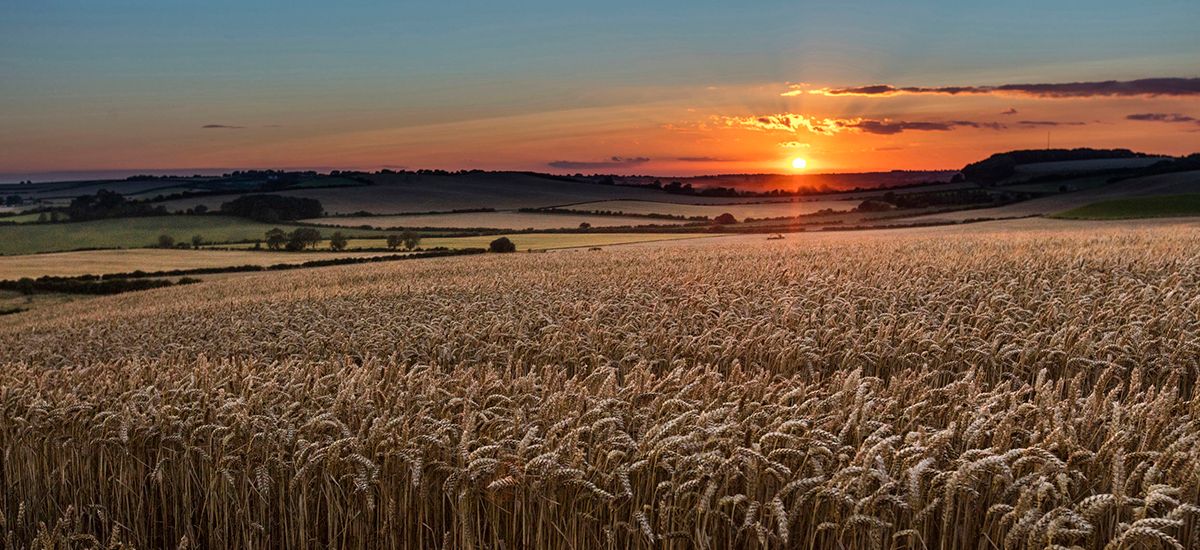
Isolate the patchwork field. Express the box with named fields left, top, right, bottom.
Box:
left=0, top=248, right=394, bottom=279
left=559, top=198, right=856, bottom=219
left=0, top=216, right=389, bottom=256
left=899, top=170, right=1200, bottom=223
left=1010, top=156, right=1166, bottom=175
left=156, top=172, right=767, bottom=215
left=215, top=232, right=722, bottom=252
left=309, top=211, right=689, bottom=230
left=3, top=219, right=1200, bottom=548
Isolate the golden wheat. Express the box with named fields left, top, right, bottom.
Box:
left=1, top=224, right=1199, bottom=548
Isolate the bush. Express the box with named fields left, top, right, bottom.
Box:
left=157, top=234, right=175, bottom=248
left=329, top=232, right=348, bottom=251
left=713, top=213, right=737, bottom=225
left=489, top=237, right=516, bottom=253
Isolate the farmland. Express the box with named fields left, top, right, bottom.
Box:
left=3, top=219, right=1200, bottom=548
left=1055, top=193, right=1200, bottom=220
left=556, top=199, right=856, bottom=220
left=0, top=248, right=396, bottom=279
left=0, top=216, right=389, bottom=256
left=309, top=211, right=690, bottom=230
left=215, top=232, right=723, bottom=252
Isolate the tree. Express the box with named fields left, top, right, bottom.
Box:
left=157, top=234, right=175, bottom=248
left=489, top=237, right=516, bottom=253
left=265, top=228, right=287, bottom=250
left=386, top=234, right=402, bottom=250
left=579, top=222, right=591, bottom=229
left=401, top=230, right=421, bottom=251
left=193, top=204, right=209, bottom=215
left=713, top=213, right=737, bottom=225
left=329, top=231, right=348, bottom=251
left=288, top=227, right=322, bottom=250
left=191, top=235, right=204, bottom=249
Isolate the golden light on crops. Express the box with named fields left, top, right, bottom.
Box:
left=790, top=157, right=808, bottom=170
left=4, top=225, right=1200, bottom=547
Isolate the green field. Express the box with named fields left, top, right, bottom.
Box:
left=1054, top=194, right=1200, bottom=220
left=0, top=216, right=389, bottom=256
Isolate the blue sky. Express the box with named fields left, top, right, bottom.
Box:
left=1, top=1, right=1197, bottom=177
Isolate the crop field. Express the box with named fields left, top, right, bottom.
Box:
left=215, top=232, right=721, bottom=252
left=0, top=216, right=389, bottom=256
left=309, top=211, right=689, bottom=230
left=1010, top=157, right=1166, bottom=176
left=0, top=248, right=395, bottom=279
left=1055, top=193, right=1200, bottom=220
left=157, top=172, right=761, bottom=215
left=560, top=199, right=855, bottom=220
left=2, top=221, right=1199, bottom=548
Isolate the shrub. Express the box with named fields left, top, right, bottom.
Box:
left=489, top=237, right=516, bottom=253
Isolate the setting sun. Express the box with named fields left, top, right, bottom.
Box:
left=791, top=157, right=808, bottom=170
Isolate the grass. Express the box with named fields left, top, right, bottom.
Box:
left=0, top=215, right=389, bottom=256
left=1054, top=193, right=1200, bottom=219
left=0, top=248, right=399, bottom=279
left=2, top=223, right=1200, bottom=548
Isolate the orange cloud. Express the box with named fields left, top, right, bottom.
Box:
left=720, top=113, right=1004, bottom=135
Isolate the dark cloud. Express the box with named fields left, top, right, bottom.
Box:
left=202, top=124, right=244, bottom=129
left=548, top=156, right=651, bottom=169
left=1126, top=113, right=1198, bottom=124
left=1001, top=108, right=1019, bottom=115
left=848, top=119, right=1004, bottom=135
left=675, top=156, right=726, bottom=162
left=1017, top=120, right=1087, bottom=126
left=809, top=77, right=1200, bottom=98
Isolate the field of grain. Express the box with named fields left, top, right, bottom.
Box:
left=0, top=216, right=390, bottom=256
left=0, top=248, right=395, bottom=279
left=309, top=211, right=689, bottom=230
left=560, top=199, right=855, bottom=220
left=2, top=221, right=1200, bottom=548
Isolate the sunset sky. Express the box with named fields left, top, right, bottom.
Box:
left=1, top=1, right=1198, bottom=180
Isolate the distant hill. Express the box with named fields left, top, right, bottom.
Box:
left=961, top=148, right=1160, bottom=185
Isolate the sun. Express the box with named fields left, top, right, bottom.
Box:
left=790, top=157, right=808, bottom=170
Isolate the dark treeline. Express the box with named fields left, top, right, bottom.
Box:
left=220, top=195, right=325, bottom=222
left=517, top=207, right=707, bottom=221
left=66, top=190, right=168, bottom=221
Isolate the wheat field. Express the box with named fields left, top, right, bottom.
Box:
left=2, top=223, right=1199, bottom=549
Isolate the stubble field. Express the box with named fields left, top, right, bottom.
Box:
left=2, top=221, right=1199, bottom=549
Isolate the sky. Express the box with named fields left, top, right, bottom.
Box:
left=1, top=0, right=1198, bottom=180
